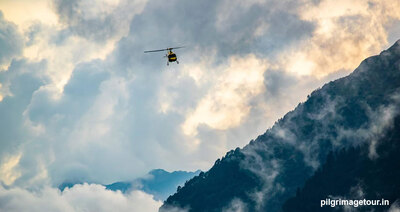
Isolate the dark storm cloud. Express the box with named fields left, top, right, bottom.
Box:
left=52, top=0, right=114, bottom=41
left=264, top=69, right=299, bottom=97
left=112, top=0, right=314, bottom=70
left=0, top=11, right=23, bottom=66
left=52, top=0, right=144, bottom=42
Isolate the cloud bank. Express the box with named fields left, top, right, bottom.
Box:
left=0, top=183, right=161, bottom=212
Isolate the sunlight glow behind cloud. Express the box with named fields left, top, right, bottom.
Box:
left=0, top=153, right=21, bottom=185
left=182, top=55, right=268, bottom=136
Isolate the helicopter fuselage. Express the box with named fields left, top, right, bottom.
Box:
left=167, top=51, right=177, bottom=62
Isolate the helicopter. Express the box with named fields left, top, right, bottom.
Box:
left=144, top=46, right=185, bottom=65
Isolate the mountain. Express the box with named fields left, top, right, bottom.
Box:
left=106, top=169, right=201, bottom=201
left=160, top=40, right=400, bottom=212
left=282, top=114, right=400, bottom=212
left=59, top=169, right=201, bottom=201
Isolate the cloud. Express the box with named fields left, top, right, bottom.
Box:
left=365, top=93, right=400, bottom=159
left=222, top=198, right=248, bottom=212
left=0, top=11, right=23, bottom=70
left=389, top=200, right=400, bottom=212
left=281, top=0, right=400, bottom=78
left=0, top=183, right=162, bottom=212
left=0, top=153, right=22, bottom=186
left=0, top=59, right=47, bottom=170
left=52, top=0, right=147, bottom=42
left=160, top=205, right=189, bottom=212
left=182, top=55, right=268, bottom=136
left=0, top=0, right=58, bottom=30
left=240, top=144, right=281, bottom=210
left=21, top=23, right=119, bottom=92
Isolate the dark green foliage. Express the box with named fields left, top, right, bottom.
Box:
left=282, top=115, right=400, bottom=212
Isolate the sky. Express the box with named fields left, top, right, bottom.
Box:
left=1, top=0, right=400, bottom=211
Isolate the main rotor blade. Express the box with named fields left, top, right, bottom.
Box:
left=168, top=46, right=185, bottom=50
left=144, top=48, right=169, bottom=53
left=144, top=46, right=186, bottom=53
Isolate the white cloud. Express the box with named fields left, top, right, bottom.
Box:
left=283, top=0, right=400, bottom=78
left=0, top=153, right=22, bottom=186
left=389, top=200, right=400, bottom=212
left=0, top=184, right=162, bottom=212
left=182, top=55, right=268, bottom=136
